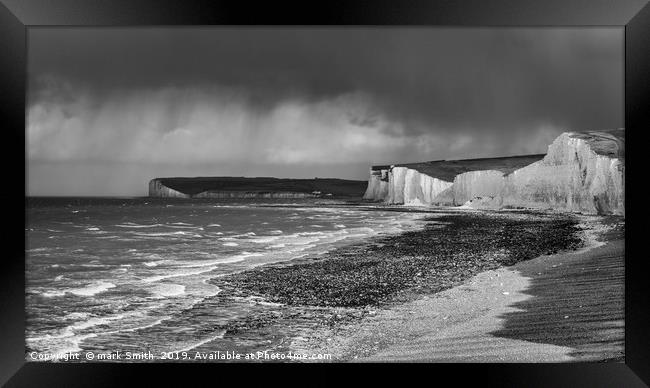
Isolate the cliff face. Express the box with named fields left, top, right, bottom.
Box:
left=363, top=169, right=389, bottom=200
left=497, top=131, right=624, bottom=214
left=386, top=167, right=453, bottom=205
left=363, top=129, right=624, bottom=215
left=452, top=170, right=506, bottom=206
left=148, top=179, right=190, bottom=198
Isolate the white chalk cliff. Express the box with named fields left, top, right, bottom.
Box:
left=148, top=179, right=190, bottom=198
left=363, top=129, right=624, bottom=215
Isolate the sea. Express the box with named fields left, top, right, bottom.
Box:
left=25, top=197, right=428, bottom=360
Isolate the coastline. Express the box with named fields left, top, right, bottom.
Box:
left=299, top=213, right=624, bottom=362
left=205, top=207, right=621, bottom=361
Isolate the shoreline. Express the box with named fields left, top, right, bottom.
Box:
left=207, top=207, right=616, bottom=361
left=213, top=208, right=584, bottom=307
left=301, top=213, right=624, bottom=362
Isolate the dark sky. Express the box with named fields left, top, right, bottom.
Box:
left=27, top=27, right=623, bottom=196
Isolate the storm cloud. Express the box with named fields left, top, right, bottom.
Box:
left=27, top=27, right=623, bottom=196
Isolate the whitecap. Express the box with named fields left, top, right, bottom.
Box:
left=298, top=231, right=325, bottom=236
left=63, top=312, right=91, bottom=320
left=115, top=223, right=165, bottom=228
left=27, top=247, right=51, bottom=253
left=222, top=242, right=238, bottom=247
left=132, top=231, right=201, bottom=238
left=41, top=290, right=66, bottom=298
left=141, top=266, right=217, bottom=283
left=251, top=236, right=280, bottom=244
left=149, top=283, right=186, bottom=298
left=178, top=256, right=248, bottom=268
left=68, top=282, right=116, bottom=297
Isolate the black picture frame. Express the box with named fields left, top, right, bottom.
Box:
left=2, top=0, right=648, bottom=386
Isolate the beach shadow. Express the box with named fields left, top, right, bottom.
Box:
left=489, top=237, right=625, bottom=362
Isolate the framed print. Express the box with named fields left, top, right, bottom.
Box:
left=1, top=0, right=649, bottom=386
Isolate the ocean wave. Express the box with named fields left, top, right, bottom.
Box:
left=179, top=252, right=265, bottom=269
left=28, top=247, right=52, bottom=253
left=27, top=330, right=98, bottom=355
left=141, top=266, right=218, bottom=283
left=68, top=282, right=116, bottom=297
left=40, top=290, right=66, bottom=298
left=161, top=224, right=201, bottom=229
left=222, top=242, right=239, bottom=247
left=174, top=331, right=227, bottom=353
left=115, top=223, right=166, bottom=228
left=251, top=236, right=280, bottom=244
left=131, top=231, right=202, bottom=238
left=28, top=311, right=138, bottom=354
left=297, top=231, right=325, bottom=236
left=63, top=312, right=91, bottom=320
left=33, top=281, right=114, bottom=299
left=149, top=283, right=186, bottom=297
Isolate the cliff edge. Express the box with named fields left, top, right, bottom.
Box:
left=364, top=129, right=624, bottom=215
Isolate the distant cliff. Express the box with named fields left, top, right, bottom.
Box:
left=148, top=177, right=367, bottom=199
left=363, top=129, right=624, bottom=215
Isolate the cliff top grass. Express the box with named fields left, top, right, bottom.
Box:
left=152, top=176, right=368, bottom=197
left=372, top=154, right=546, bottom=182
